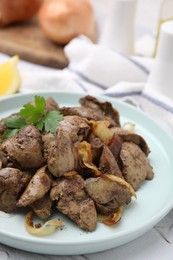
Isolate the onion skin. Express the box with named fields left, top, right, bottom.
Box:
left=0, top=0, right=42, bottom=26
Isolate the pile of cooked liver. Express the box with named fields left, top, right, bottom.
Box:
left=0, top=95, right=154, bottom=232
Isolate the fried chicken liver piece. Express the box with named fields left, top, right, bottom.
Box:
left=1, top=125, right=45, bottom=169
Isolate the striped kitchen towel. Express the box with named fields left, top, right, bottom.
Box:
left=16, top=36, right=173, bottom=135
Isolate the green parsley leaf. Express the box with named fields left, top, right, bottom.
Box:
left=5, top=116, right=27, bottom=129
left=44, top=110, right=64, bottom=133
left=2, top=96, right=64, bottom=139
left=19, top=96, right=46, bottom=124
left=2, top=129, right=19, bottom=140
left=34, top=96, right=46, bottom=112
left=36, top=118, right=45, bottom=132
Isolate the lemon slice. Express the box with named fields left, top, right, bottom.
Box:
left=0, top=55, right=21, bottom=96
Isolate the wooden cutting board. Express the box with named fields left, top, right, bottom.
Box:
left=0, top=18, right=69, bottom=69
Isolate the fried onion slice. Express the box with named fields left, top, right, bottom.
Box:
left=77, top=141, right=101, bottom=176
left=122, top=122, right=135, bottom=132
left=98, top=206, right=124, bottom=225
left=89, top=120, right=114, bottom=144
left=101, top=174, right=136, bottom=198
left=25, top=211, right=63, bottom=236
left=97, top=175, right=136, bottom=226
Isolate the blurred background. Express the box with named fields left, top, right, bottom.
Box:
left=0, top=0, right=173, bottom=97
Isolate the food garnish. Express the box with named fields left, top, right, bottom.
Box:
left=2, top=95, right=64, bottom=139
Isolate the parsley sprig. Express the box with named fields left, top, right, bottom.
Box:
left=2, top=96, right=64, bottom=139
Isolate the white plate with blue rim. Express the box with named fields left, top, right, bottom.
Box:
left=0, top=91, right=173, bottom=255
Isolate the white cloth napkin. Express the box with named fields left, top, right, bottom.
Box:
left=19, top=36, right=173, bottom=135
left=0, top=36, right=173, bottom=260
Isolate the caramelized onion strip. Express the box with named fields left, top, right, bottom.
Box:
left=101, top=174, right=136, bottom=198
left=98, top=206, right=124, bottom=226
left=25, top=211, right=63, bottom=236
left=89, top=120, right=114, bottom=144
left=122, top=122, right=135, bottom=132
left=77, top=141, right=101, bottom=176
